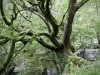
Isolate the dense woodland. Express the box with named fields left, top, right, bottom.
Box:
left=0, top=0, right=100, bottom=75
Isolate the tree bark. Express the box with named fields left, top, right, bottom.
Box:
left=62, top=0, right=76, bottom=55
left=62, top=0, right=89, bottom=55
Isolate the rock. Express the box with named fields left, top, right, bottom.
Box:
left=75, top=49, right=100, bottom=60
left=42, top=68, right=57, bottom=75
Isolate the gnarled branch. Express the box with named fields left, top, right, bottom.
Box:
left=75, top=0, right=89, bottom=11
left=0, top=36, right=9, bottom=45
left=35, top=37, right=59, bottom=52
left=37, top=33, right=63, bottom=50
left=0, top=0, right=18, bottom=26
left=0, top=39, right=9, bottom=45
left=0, top=0, right=11, bottom=25
left=11, top=3, right=18, bottom=21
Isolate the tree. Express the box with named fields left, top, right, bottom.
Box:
left=0, top=0, right=89, bottom=74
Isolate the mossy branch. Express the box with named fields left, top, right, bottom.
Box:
left=0, top=39, right=9, bottom=45
left=33, top=12, right=51, bottom=33
left=12, top=44, right=26, bottom=60
left=35, top=37, right=59, bottom=52
left=23, top=0, right=61, bottom=48
left=0, top=0, right=18, bottom=26
left=11, top=3, right=18, bottom=21
left=0, top=40, right=16, bottom=74
left=0, top=0, right=11, bottom=25
left=0, top=36, right=10, bottom=45
left=36, top=33, right=63, bottom=50
left=17, top=29, right=32, bottom=41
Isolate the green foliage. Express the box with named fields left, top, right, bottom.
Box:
left=15, top=47, right=61, bottom=75
left=51, top=0, right=68, bottom=23
left=71, top=0, right=100, bottom=50
left=71, top=61, right=100, bottom=75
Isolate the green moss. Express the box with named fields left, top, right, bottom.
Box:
left=62, top=54, right=91, bottom=75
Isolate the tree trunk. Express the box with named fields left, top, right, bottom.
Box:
left=96, top=32, right=100, bottom=46
left=61, top=0, right=90, bottom=73
left=62, top=0, right=76, bottom=56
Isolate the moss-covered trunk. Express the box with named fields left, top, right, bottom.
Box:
left=0, top=40, right=15, bottom=74
left=61, top=42, right=90, bottom=74
left=61, top=0, right=90, bottom=74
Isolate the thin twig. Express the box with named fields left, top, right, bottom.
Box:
left=12, top=44, right=26, bottom=60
